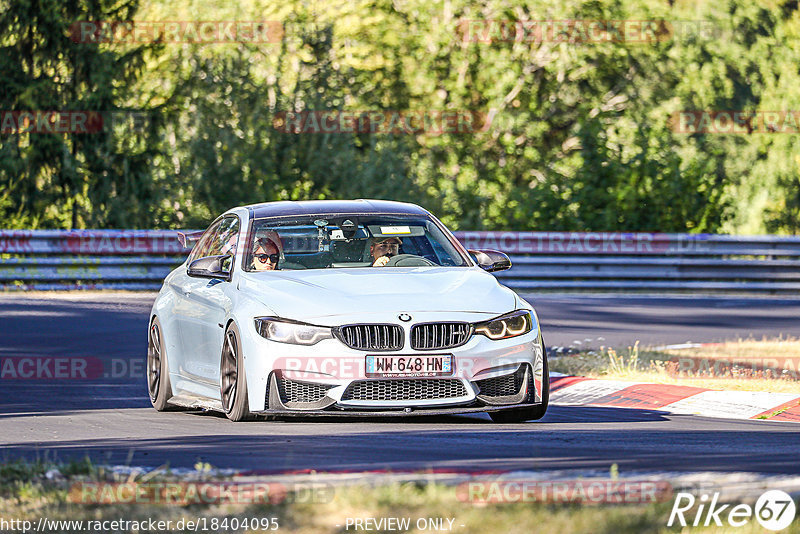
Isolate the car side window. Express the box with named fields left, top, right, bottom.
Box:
left=207, top=217, right=240, bottom=272
left=189, top=219, right=222, bottom=263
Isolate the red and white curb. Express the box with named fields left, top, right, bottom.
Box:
left=549, top=374, right=800, bottom=422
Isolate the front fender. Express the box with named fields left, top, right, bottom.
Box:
left=229, top=295, right=274, bottom=412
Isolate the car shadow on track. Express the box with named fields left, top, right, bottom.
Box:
left=175, top=404, right=672, bottom=424
left=3, top=421, right=800, bottom=475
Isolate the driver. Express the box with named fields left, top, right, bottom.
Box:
left=252, top=232, right=282, bottom=271
left=370, top=236, right=401, bottom=267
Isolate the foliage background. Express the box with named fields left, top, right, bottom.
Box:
left=1, top=0, right=798, bottom=233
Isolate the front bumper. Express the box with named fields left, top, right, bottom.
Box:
left=245, top=330, right=544, bottom=413
left=238, top=308, right=545, bottom=414
left=257, top=362, right=540, bottom=414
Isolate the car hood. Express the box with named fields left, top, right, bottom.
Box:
left=238, top=267, right=516, bottom=323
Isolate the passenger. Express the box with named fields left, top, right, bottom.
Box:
left=370, top=236, right=402, bottom=267
left=252, top=233, right=282, bottom=271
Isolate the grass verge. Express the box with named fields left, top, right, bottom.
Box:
left=550, top=338, right=800, bottom=393
left=2, top=459, right=799, bottom=534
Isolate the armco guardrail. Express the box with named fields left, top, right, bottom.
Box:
left=2, top=230, right=800, bottom=292
left=458, top=231, right=800, bottom=292
left=0, top=230, right=189, bottom=291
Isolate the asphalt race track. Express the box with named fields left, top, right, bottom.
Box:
left=1, top=292, right=799, bottom=475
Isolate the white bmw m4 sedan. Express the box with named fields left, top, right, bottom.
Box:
left=147, top=199, right=548, bottom=422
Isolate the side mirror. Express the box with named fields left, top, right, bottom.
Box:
left=468, top=249, right=512, bottom=272
left=188, top=254, right=232, bottom=280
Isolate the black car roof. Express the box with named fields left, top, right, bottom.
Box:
left=245, top=199, right=430, bottom=219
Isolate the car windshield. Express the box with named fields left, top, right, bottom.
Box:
left=244, top=215, right=469, bottom=271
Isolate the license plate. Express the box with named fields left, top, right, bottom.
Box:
left=365, top=355, right=453, bottom=378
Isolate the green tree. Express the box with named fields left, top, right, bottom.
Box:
left=0, top=0, right=163, bottom=229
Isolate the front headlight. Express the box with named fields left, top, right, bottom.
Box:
left=474, top=310, right=535, bottom=340
left=254, top=317, right=333, bottom=345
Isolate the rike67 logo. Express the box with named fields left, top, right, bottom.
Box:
left=669, top=490, right=796, bottom=531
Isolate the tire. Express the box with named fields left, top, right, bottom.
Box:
left=220, top=322, right=252, bottom=422
left=147, top=317, right=174, bottom=411
left=490, top=338, right=549, bottom=423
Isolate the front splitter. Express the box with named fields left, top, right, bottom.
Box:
left=253, top=403, right=542, bottom=418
